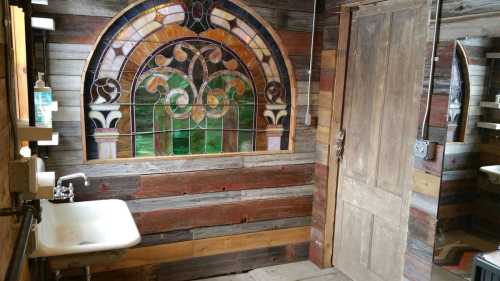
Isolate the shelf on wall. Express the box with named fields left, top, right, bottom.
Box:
left=477, top=122, right=500, bottom=131
left=17, top=121, right=53, bottom=141
left=480, top=102, right=500, bottom=109
left=487, top=52, right=500, bottom=59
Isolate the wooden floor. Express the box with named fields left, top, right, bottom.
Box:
left=197, top=261, right=352, bottom=281
left=197, top=260, right=485, bottom=281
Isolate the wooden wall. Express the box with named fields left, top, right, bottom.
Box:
left=436, top=38, right=489, bottom=241
left=33, top=1, right=320, bottom=280
left=309, top=0, right=339, bottom=268
left=475, top=39, right=500, bottom=237
left=411, top=1, right=500, bottom=281
left=0, top=4, right=30, bottom=281
left=0, top=3, right=16, bottom=280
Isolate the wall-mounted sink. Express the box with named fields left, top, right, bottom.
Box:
left=30, top=199, right=141, bottom=258
left=480, top=165, right=500, bottom=185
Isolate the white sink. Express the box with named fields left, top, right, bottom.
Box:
left=480, top=165, right=500, bottom=185
left=31, top=199, right=141, bottom=258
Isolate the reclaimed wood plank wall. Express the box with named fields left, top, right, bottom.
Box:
left=309, top=0, right=339, bottom=268
left=0, top=4, right=16, bottom=280
left=475, top=38, right=500, bottom=237
left=0, top=5, right=30, bottom=281
left=408, top=2, right=500, bottom=281
left=32, top=1, right=321, bottom=280
left=436, top=38, right=489, bottom=242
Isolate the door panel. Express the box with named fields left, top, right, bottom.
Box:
left=343, top=13, right=388, bottom=185
left=333, top=1, right=427, bottom=281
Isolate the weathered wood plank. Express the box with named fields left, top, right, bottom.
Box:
left=138, top=217, right=312, bottom=247
left=33, top=0, right=129, bottom=17
left=79, top=242, right=309, bottom=281
left=34, top=0, right=316, bottom=17
left=75, top=165, right=314, bottom=201
left=49, top=59, right=86, bottom=76
left=434, top=14, right=500, bottom=41
left=91, top=226, right=311, bottom=273
left=49, top=152, right=316, bottom=177
left=49, top=75, right=82, bottom=91
left=52, top=91, right=82, bottom=107
left=413, top=170, right=441, bottom=199
left=52, top=106, right=81, bottom=122
left=132, top=195, right=313, bottom=234
left=433, top=0, right=500, bottom=19
left=136, top=164, right=315, bottom=199
left=46, top=14, right=110, bottom=44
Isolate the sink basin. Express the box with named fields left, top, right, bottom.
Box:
left=480, top=165, right=500, bottom=185
left=31, top=199, right=141, bottom=258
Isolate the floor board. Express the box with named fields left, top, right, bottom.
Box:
left=197, top=261, right=352, bottom=281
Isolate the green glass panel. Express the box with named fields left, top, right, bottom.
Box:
left=206, top=117, right=223, bottom=153
left=190, top=127, right=206, bottom=154
left=239, top=104, right=254, bottom=130
left=208, top=76, right=225, bottom=90
left=168, top=73, right=190, bottom=90
left=172, top=119, right=189, bottom=155
left=135, top=77, right=163, bottom=104
left=135, top=104, right=154, bottom=133
left=154, top=101, right=171, bottom=156
left=136, top=134, right=155, bottom=157
left=238, top=131, right=253, bottom=152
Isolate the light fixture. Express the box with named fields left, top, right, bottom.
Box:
left=31, top=17, right=55, bottom=31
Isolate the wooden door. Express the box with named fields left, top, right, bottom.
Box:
left=332, top=1, right=427, bottom=281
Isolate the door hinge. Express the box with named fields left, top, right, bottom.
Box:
left=335, top=129, right=346, bottom=160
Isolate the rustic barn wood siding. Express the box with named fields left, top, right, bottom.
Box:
left=406, top=2, right=500, bottom=280
left=0, top=4, right=15, bottom=280
left=475, top=39, right=500, bottom=237
left=33, top=0, right=320, bottom=280
left=435, top=38, right=488, bottom=240
left=0, top=5, right=30, bottom=281
left=411, top=2, right=500, bottom=281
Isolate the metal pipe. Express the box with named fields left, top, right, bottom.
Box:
left=421, top=0, right=442, bottom=139
left=5, top=206, right=35, bottom=281
left=305, top=0, right=318, bottom=126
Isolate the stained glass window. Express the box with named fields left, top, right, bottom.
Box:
left=83, top=0, right=295, bottom=160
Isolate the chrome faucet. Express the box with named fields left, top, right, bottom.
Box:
left=54, top=173, right=90, bottom=202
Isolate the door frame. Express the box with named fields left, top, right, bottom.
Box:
left=322, top=4, right=352, bottom=268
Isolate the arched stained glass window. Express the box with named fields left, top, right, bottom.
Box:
left=83, top=0, right=295, bottom=160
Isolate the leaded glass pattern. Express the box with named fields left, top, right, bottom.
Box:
left=83, top=0, right=295, bottom=160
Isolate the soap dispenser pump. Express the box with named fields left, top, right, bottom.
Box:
left=33, top=72, right=54, bottom=128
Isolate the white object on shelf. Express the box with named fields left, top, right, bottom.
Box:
left=480, top=165, right=500, bottom=185
left=477, top=122, right=500, bottom=130
left=31, top=0, right=48, bottom=5
left=32, top=17, right=55, bottom=31
left=486, top=52, right=500, bottom=59
left=37, top=132, right=59, bottom=146
left=19, top=146, right=31, bottom=158
left=480, top=101, right=500, bottom=109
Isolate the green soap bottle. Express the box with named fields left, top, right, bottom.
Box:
left=34, top=72, right=53, bottom=127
